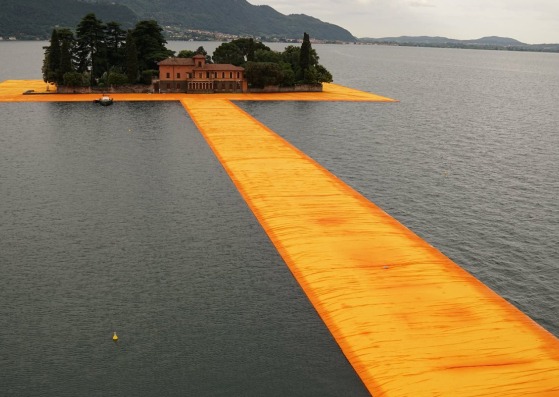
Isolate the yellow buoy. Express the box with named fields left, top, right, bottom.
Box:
left=112, top=331, right=118, bottom=342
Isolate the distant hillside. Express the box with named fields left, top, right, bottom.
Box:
left=0, top=0, right=137, bottom=39
left=466, top=36, right=525, bottom=46
left=362, top=36, right=462, bottom=45
left=113, top=0, right=355, bottom=41
left=359, top=35, right=559, bottom=53
left=360, top=35, right=526, bottom=45
left=0, top=0, right=355, bottom=41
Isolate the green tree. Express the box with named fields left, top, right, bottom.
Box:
left=281, top=45, right=301, bottom=75
left=178, top=49, right=196, bottom=58
left=282, top=34, right=329, bottom=84
left=107, top=71, right=128, bottom=85
left=212, top=34, right=333, bottom=88
left=42, top=28, right=76, bottom=85
left=212, top=42, right=244, bottom=66
left=75, top=13, right=107, bottom=85
left=57, top=29, right=76, bottom=84
left=59, top=37, right=74, bottom=82
left=299, top=32, right=312, bottom=73
left=132, top=20, right=174, bottom=71
left=105, top=21, right=126, bottom=70
left=195, top=46, right=207, bottom=56
left=313, top=64, right=333, bottom=83
left=141, top=70, right=157, bottom=85
left=178, top=46, right=212, bottom=63
left=63, top=71, right=89, bottom=86
left=195, top=46, right=213, bottom=63
left=229, top=38, right=271, bottom=62
left=244, top=62, right=285, bottom=88
left=254, top=49, right=282, bottom=63
left=42, top=29, right=61, bottom=84
left=125, top=30, right=139, bottom=83
left=279, top=63, right=296, bottom=86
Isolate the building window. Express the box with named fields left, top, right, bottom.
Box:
left=166, top=72, right=170, bottom=78
left=177, top=73, right=180, bottom=78
left=230, top=72, right=233, bottom=79
left=198, top=62, right=202, bottom=67
left=237, top=72, right=240, bottom=79
left=199, top=73, right=202, bottom=78
left=206, top=72, right=210, bottom=79
left=166, top=83, right=171, bottom=89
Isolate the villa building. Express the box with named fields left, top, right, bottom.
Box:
left=156, top=54, right=247, bottom=93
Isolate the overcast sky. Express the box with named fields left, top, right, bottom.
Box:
left=253, top=0, right=559, bottom=44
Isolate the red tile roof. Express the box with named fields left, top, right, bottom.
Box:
left=158, top=58, right=195, bottom=66
left=199, top=64, right=244, bottom=71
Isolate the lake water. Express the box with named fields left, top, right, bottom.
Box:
left=1, top=41, right=558, bottom=396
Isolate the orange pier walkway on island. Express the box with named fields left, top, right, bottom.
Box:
left=3, top=79, right=559, bottom=396
left=0, top=79, right=394, bottom=103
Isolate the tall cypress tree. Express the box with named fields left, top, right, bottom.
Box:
left=125, top=30, right=138, bottom=83
left=43, top=29, right=61, bottom=84
left=59, top=38, right=74, bottom=85
left=299, top=32, right=312, bottom=73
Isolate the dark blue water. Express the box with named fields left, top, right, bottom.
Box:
left=1, top=42, right=558, bottom=396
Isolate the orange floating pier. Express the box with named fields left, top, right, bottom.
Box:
left=181, top=98, right=559, bottom=396
left=0, top=80, right=396, bottom=103
left=3, top=79, right=559, bottom=396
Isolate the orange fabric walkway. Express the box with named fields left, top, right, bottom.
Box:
left=181, top=97, right=559, bottom=397
left=0, top=80, right=396, bottom=103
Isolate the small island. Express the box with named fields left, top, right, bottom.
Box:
left=43, top=13, right=333, bottom=94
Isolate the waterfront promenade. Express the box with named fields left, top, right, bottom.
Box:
left=2, top=80, right=559, bottom=396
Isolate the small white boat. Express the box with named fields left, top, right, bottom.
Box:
left=94, top=95, right=113, bottom=106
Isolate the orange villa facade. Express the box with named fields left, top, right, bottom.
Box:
left=156, top=54, right=247, bottom=93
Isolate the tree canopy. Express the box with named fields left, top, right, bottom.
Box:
left=75, top=13, right=106, bottom=85
left=212, top=42, right=245, bottom=66
left=132, top=20, right=174, bottom=72
left=42, top=13, right=174, bottom=87
left=178, top=46, right=212, bottom=64
left=211, top=34, right=333, bottom=88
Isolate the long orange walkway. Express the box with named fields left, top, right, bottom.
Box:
left=3, top=79, right=559, bottom=395
left=181, top=97, right=559, bottom=396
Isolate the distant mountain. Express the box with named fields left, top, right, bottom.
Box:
left=362, top=36, right=461, bottom=45
left=465, top=36, right=525, bottom=46
left=359, top=35, right=559, bottom=53
left=0, top=0, right=355, bottom=42
left=0, top=0, right=137, bottom=39
left=112, top=0, right=355, bottom=41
